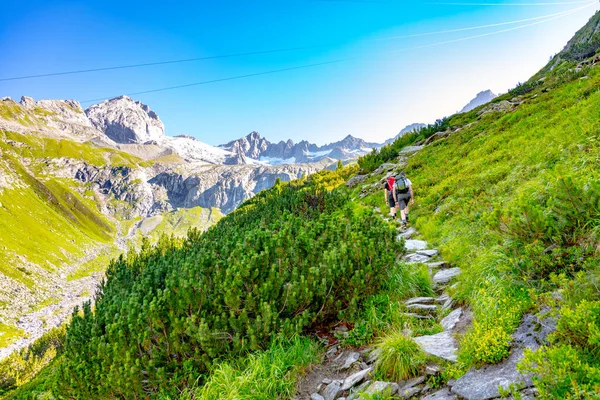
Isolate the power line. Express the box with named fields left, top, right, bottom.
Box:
left=81, top=1, right=595, bottom=104
left=0, top=4, right=593, bottom=82
left=429, top=1, right=593, bottom=5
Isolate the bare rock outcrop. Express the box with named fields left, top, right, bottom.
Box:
left=85, top=95, right=165, bottom=144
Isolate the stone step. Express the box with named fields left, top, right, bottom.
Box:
left=397, top=226, right=417, bottom=239
left=341, top=367, right=372, bottom=391
left=428, top=261, right=449, bottom=269
left=414, top=331, right=458, bottom=362
left=406, top=297, right=436, bottom=306
left=403, top=312, right=434, bottom=320
left=405, top=239, right=428, bottom=251
left=433, top=268, right=462, bottom=285
left=435, top=293, right=450, bottom=304
left=404, top=253, right=431, bottom=264
left=441, top=308, right=462, bottom=331
left=406, top=304, right=438, bottom=314
left=417, top=249, right=439, bottom=257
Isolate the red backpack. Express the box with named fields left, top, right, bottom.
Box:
left=386, top=176, right=395, bottom=191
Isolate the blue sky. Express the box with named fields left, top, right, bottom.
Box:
left=1, top=1, right=598, bottom=145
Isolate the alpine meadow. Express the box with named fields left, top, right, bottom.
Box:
left=1, top=4, right=600, bottom=400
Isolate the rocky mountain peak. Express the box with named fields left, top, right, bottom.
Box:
left=460, top=90, right=498, bottom=113
left=85, top=96, right=165, bottom=144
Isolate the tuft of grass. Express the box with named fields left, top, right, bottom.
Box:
left=375, top=331, right=426, bottom=381
left=182, top=337, right=321, bottom=400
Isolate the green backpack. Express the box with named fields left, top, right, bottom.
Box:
left=395, top=176, right=409, bottom=194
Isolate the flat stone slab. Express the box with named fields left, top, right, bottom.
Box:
left=407, top=304, right=438, bottom=314
left=406, top=297, right=436, bottom=306
left=414, top=331, right=458, bottom=362
left=405, top=253, right=431, bottom=264
left=398, top=226, right=417, bottom=239
left=405, top=239, right=428, bottom=251
left=441, top=308, right=462, bottom=331
left=451, top=312, right=556, bottom=400
left=428, top=261, right=448, bottom=269
left=433, top=268, right=462, bottom=285
left=341, top=367, right=372, bottom=391
left=311, top=394, right=325, bottom=400
left=417, top=249, right=439, bottom=257
left=422, top=388, right=458, bottom=400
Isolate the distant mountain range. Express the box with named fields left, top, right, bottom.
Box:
left=219, top=131, right=381, bottom=165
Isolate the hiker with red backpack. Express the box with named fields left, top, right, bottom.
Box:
left=384, top=175, right=398, bottom=220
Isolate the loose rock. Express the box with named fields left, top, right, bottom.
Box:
left=414, top=331, right=458, bottom=362
left=441, top=308, right=462, bottom=331
left=341, top=368, right=372, bottom=391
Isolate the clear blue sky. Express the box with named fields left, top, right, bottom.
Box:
left=1, top=0, right=598, bottom=145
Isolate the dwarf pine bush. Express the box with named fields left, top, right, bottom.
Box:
left=56, top=177, right=402, bottom=398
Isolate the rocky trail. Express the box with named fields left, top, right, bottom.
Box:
left=295, top=147, right=555, bottom=399
left=295, top=225, right=554, bottom=400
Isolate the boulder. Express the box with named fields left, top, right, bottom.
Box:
left=433, top=268, right=462, bottom=285
left=311, top=394, right=325, bottom=400
left=346, top=174, right=368, bottom=187
left=451, top=312, right=556, bottom=400
left=414, top=331, right=458, bottom=362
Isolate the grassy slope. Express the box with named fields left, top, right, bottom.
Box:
left=356, top=58, right=600, bottom=390
left=0, top=129, right=222, bottom=348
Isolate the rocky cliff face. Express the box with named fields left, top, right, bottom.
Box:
left=85, top=96, right=165, bottom=144
left=460, top=90, right=498, bottom=113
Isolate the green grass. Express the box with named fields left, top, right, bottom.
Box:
left=357, top=61, right=600, bottom=373
left=0, top=130, right=142, bottom=169
left=182, top=338, right=321, bottom=400
left=374, top=331, right=426, bottom=381
left=67, top=247, right=123, bottom=281
left=0, top=323, right=24, bottom=348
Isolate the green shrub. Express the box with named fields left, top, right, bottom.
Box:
left=0, top=326, right=66, bottom=394
left=375, top=331, right=426, bottom=381
left=519, top=345, right=600, bottom=399
left=56, top=176, right=402, bottom=397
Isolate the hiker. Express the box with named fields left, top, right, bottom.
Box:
left=384, top=176, right=398, bottom=220
left=395, top=172, right=414, bottom=227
